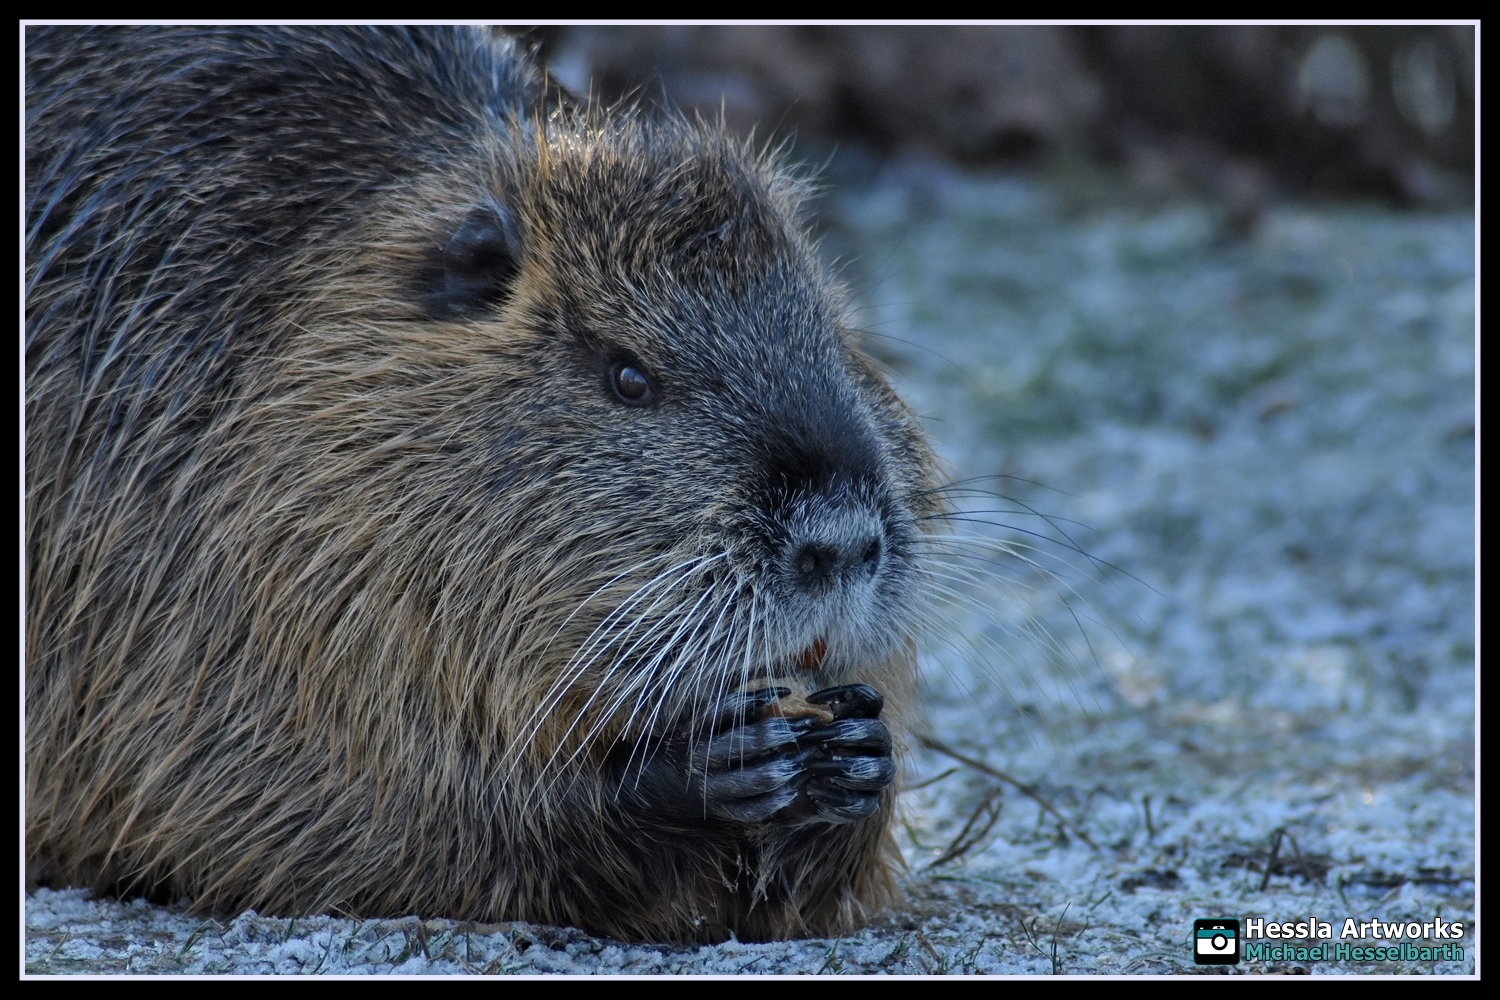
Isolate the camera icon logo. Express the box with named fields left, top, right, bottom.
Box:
left=1193, top=918, right=1240, bottom=965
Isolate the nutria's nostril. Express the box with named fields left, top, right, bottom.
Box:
left=791, top=531, right=885, bottom=589
left=796, top=543, right=838, bottom=581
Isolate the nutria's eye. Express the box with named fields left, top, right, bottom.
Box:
left=611, top=363, right=654, bottom=406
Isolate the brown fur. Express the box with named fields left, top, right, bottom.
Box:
left=26, top=26, right=939, bottom=942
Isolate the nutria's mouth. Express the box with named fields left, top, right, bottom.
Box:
left=741, top=638, right=829, bottom=683
left=796, top=638, right=828, bottom=672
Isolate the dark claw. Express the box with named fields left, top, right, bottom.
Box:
left=805, top=754, right=896, bottom=791
left=805, top=782, right=882, bottom=822
left=712, top=686, right=791, bottom=730
left=709, top=785, right=801, bottom=824
left=805, top=683, right=883, bottom=719
left=701, top=716, right=818, bottom=767
left=703, top=750, right=813, bottom=798
left=798, top=717, right=892, bottom=755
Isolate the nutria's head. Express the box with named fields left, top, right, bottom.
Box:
left=272, top=114, right=940, bottom=773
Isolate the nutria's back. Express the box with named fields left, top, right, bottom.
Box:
left=26, top=26, right=938, bottom=942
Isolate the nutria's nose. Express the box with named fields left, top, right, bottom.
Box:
left=787, top=517, right=884, bottom=592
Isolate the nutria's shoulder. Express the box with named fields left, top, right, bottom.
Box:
left=26, top=25, right=542, bottom=166
left=26, top=26, right=537, bottom=325
left=26, top=27, right=937, bottom=943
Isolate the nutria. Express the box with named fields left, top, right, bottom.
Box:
left=25, top=26, right=939, bottom=943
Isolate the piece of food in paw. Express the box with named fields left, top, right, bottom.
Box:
left=737, top=678, right=838, bottom=726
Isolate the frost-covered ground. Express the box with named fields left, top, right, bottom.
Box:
left=25, top=165, right=1476, bottom=976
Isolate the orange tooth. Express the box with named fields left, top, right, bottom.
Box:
left=798, top=638, right=827, bottom=672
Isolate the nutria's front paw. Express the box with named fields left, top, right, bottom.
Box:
left=686, top=685, right=819, bottom=824
left=702, top=683, right=896, bottom=825
left=794, top=684, right=895, bottom=823
left=617, top=684, right=895, bottom=827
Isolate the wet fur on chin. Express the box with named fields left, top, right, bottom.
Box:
left=25, top=26, right=938, bottom=942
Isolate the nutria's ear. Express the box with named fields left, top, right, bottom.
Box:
left=429, top=202, right=523, bottom=317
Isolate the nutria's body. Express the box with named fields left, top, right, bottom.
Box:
left=25, top=27, right=938, bottom=942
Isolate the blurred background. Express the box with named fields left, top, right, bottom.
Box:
left=509, top=25, right=1474, bottom=211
